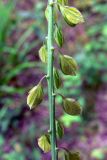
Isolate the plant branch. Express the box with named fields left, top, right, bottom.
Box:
left=47, top=0, right=58, bottom=159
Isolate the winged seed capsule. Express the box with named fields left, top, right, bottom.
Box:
left=62, top=98, right=81, bottom=115
left=45, top=6, right=57, bottom=21
left=54, top=24, right=64, bottom=47
left=56, top=120, right=64, bottom=139
left=57, top=0, right=68, bottom=6
left=27, top=83, right=44, bottom=109
left=38, top=135, right=51, bottom=153
left=54, top=68, right=62, bottom=89
left=69, top=152, right=80, bottom=160
left=64, top=150, right=80, bottom=160
left=59, top=54, right=78, bottom=75
left=60, top=5, right=84, bottom=27
left=39, top=45, right=47, bottom=63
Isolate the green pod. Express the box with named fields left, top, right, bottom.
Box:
left=54, top=24, right=64, bottom=47
left=38, top=134, right=51, bottom=153
left=64, top=150, right=80, bottom=160
left=54, top=68, right=62, bottom=89
left=56, top=120, right=64, bottom=139
left=39, top=45, right=47, bottom=63
left=27, top=83, right=44, bottom=109
left=64, top=151, right=70, bottom=160
left=45, top=6, right=57, bottom=21
left=69, top=152, right=80, bottom=160
left=62, top=98, right=81, bottom=116
left=59, top=54, right=78, bottom=76
left=45, top=6, right=49, bottom=20
left=60, top=5, right=84, bottom=27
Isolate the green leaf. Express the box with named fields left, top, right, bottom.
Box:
left=38, top=135, right=51, bottom=153
left=57, top=0, right=68, bottom=5
left=27, top=83, right=44, bottom=109
left=60, top=5, right=84, bottom=27
left=54, top=68, right=62, bottom=89
left=39, top=45, right=47, bottom=63
left=56, top=120, right=64, bottom=139
left=59, top=54, right=78, bottom=76
left=54, top=24, right=64, bottom=47
left=62, top=98, right=81, bottom=116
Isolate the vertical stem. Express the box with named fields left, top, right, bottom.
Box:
left=47, top=0, right=58, bottom=160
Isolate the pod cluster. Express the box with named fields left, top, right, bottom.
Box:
left=27, top=0, right=84, bottom=159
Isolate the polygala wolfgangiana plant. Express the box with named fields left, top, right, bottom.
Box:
left=27, top=0, right=84, bottom=159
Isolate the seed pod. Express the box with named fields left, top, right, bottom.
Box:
left=62, top=98, right=81, bottom=115
left=39, top=45, right=47, bottom=63
left=38, top=135, right=51, bottom=153
left=56, top=120, right=64, bottom=139
left=59, top=54, right=78, bottom=76
left=64, top=150, right=80, bottom=160
left=54, top=24, right=64, bottom=47
left=45, top=6, right=57, bottom=21
left=54, top=68, right=62, bottom=89
left=45, top=6, right=49, bottom=20
left=69, top=152, right=80, bottom=160
left=27, top=83, right=44, bottom=110
left=64, top=150, right=70, bottom=160
left=57, top=0, right=68, bottom=5
left=60, top=5, right=84, bottom=27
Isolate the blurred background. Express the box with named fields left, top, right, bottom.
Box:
left=0, top=0, right=107, bottom=159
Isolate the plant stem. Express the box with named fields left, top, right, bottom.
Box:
left=47, top=0, right=58, bottom=160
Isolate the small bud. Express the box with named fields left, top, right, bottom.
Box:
left=57, top=0, right=68, bottom=5
left=54, top=68, right=62, bottom=89
left=38, top=135, right=51, bottom=153
left=27, top=83, right=44, bottom=110
left=39, top=45, right=47, bottom=63
left=59, top=54, right=78, bottom=76
left=60, top=5, right=84, bottom=27
left=62, top=98, right=81, bottom=116
left=54, top=24, right=64, bottom=47
left=56, top=120, right=64, bottom=139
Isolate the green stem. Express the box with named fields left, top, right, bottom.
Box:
left=47, top=0, right=58, bottom=160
